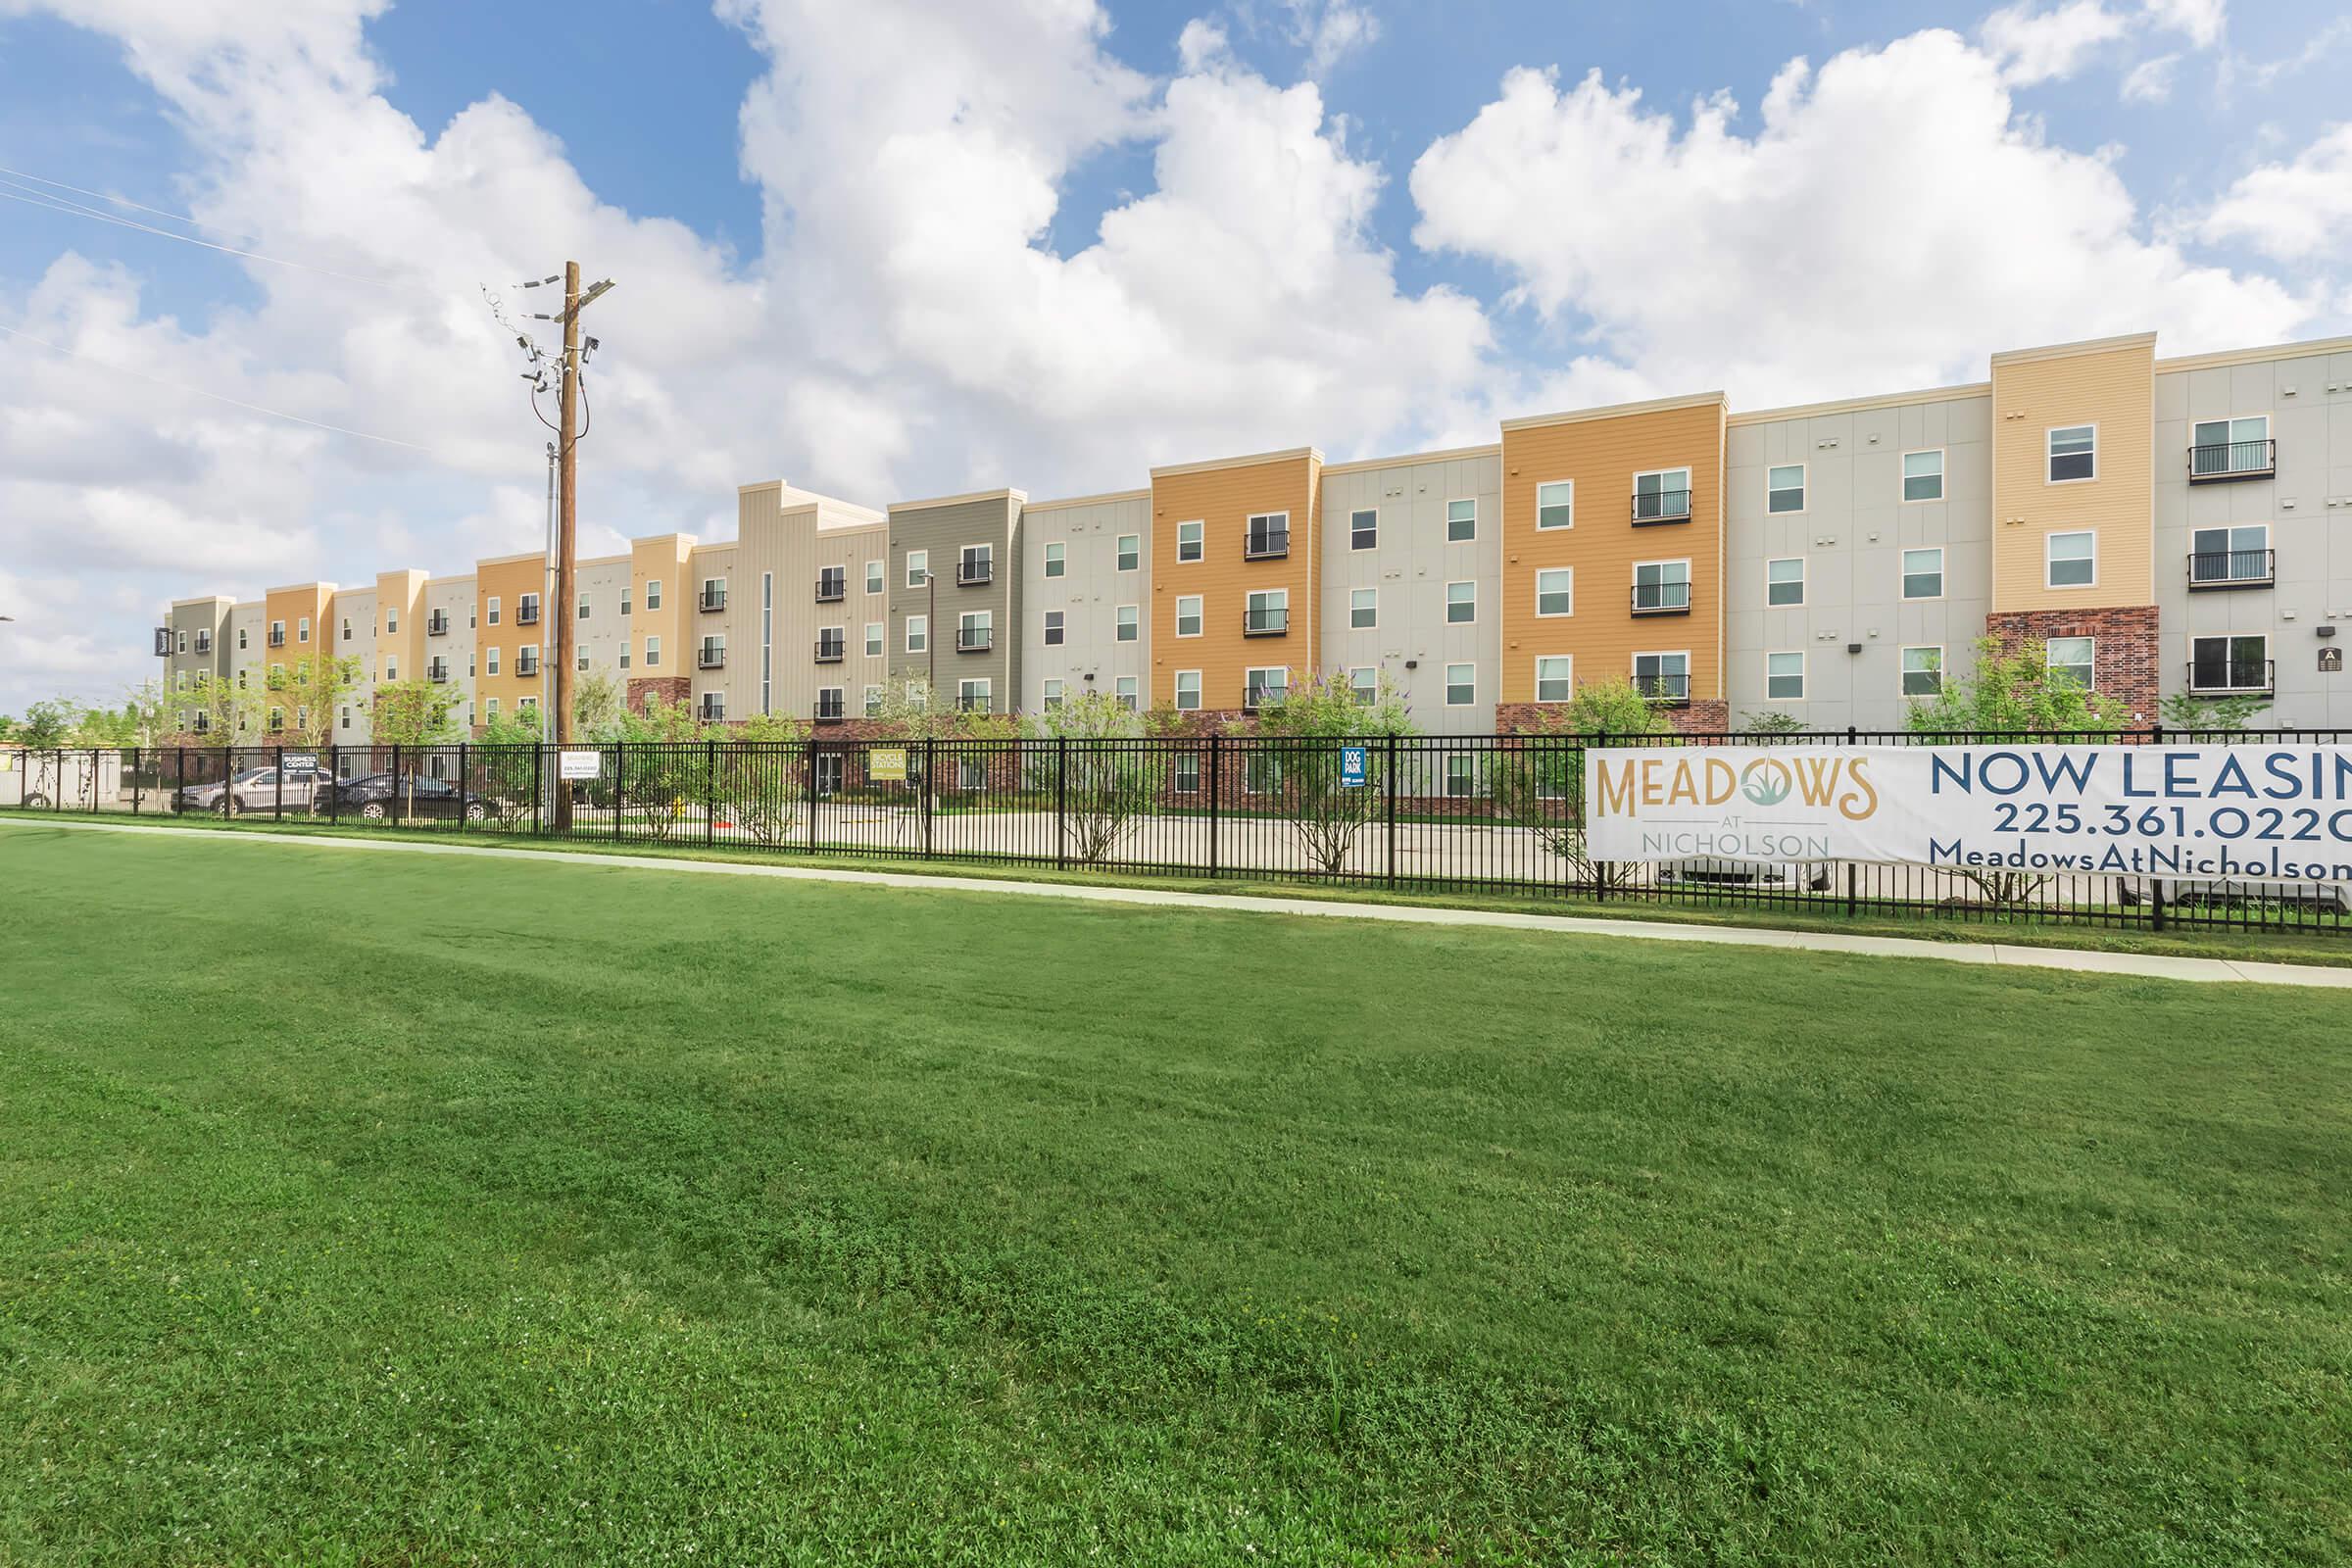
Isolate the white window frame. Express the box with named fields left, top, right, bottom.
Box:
left=1176, top=520, right=1204, bottom=563
left=1349, top=509, right=1377, bottom=550
left=1348, top=666, right=1378, bottom=706
left=1246, top=512, right=1289, bottom=556
left=1175, top=595, right=1202, bottom=638
left=646, top=579, right=662, bottom=611
left=1174, top=669, right=1202, bottom=710
left=1534, top=656, right=1574, bottom=704
left=486, top=597, right=501, bottom=626
left=486, top=646, right=500, bottom=676
left=956, top=677, right=993, bottom=713
left=1766, top=557, right=1804, bottom=607
left=1043, top=541, right=1066, bottom=579
left=1901, top=448, right=1944, bottom=503
left=865, top=560, right=884, bottom=595
left=1444, top=662, right=1476, bottom=707
left=1901, top=547, right=1945, bottom=602
left=1114, top=675, right=1139, bottom=710
left=1349, top=587, right=1378, bottom=629
left=906, top=614, right=927, bottom=654
left=1115, top=534, right=1141, bottom=572
left=2046, top=636, right=2096, bottom=691
left=1535, top=568, right=1573, bottom=618
left=2189, top=633, right=2272, bottom=693
left=1535, top=479, right=1574, bottom=531
left=1633, top=467, right=1692, bottom=519
left=1043, top=610, right=1065, bottom=647
left=864, top=621, right=884, bottom=657
left=1172, top=752, right=1200, bottom=795
left=644, top=635, right=661, bottom=668
left=1445, top=579, right=1476, bottom=624
left=1446, top=497, right=1477, bottom=542
left=1765, top=651, right=1805, bottom=702
left=1900, top=645, right=1943, bottom=698
left=1766, top=463, right=1806, bottom=514
left=2047, top=424, right=2097, bottom=485
left=1632, top=559, right=1690, bottom=613
left=2045, top=530, right=2097, bottom=589
left=1632, top=650, right=1690, bottom=700
left=1244, top=665, right=1289, bottom=710
left=1115, top=604, right=1139, bottom=643
left=1041, top=678, right=1063, bottom=710
left=905, top=550, right=928, bottom=589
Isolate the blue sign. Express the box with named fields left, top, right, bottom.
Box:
left=1340, top=746, right=1368, bottom=789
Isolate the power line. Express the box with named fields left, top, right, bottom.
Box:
left=0, top=322, right=443, bottom=453
left=0, top=181, right=416, bottom=293
left=0, top=161, right=276, bottom=247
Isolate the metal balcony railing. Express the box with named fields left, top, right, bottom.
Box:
left=515, top=654, right=540, bottom=676
left=2187, top=549, right=2275, bottom=589
left=957, top=559, right=994, bottom=586
left=1631, top=581, right=1692, bottom=614
left=268, top=630, right=286, bottom=647
left=815, top=575, right=846, bottom=603
left=1242, top=683, right=1287, bottom=713
left=700, top=590, right=727, bottom=612
left=517, top=605, right=541, bottom=626
left=2188, top=438, right=2275, bottom=482
left=1243, top=607, right=1289, bottom=636
left=1245, top=529, right=1290, bottom=561
left=1633, top=489, right=1692, bottom=524
left=426, top=613, right=449, bottom=636
left=698, top=646, right=726, bottom=669
left=956, top=626, right=994, bottom=653
left=814, top=696, right=845, bottom=723
left=813, top=638, right=844, bottom=663
left=2186, top=657, right=2274, bottom=695
left=1636, top=672, right=1691, bottom=706
left=426, top=664, right=450, bottom=684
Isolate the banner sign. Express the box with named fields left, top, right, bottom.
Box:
left=1340, top=746, right=1368, bottom=789
left=1585, top=745, right=2352, bottom=884
left=558, top=750, right=603, bottom=781
left=868, top=748, right=906, bottom=783
left=280, top=752, right=318, bottom=773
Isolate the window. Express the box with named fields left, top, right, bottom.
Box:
left=1044, top=542, right=1065, bottom=578
left=1634, top=468, right=1691, bottom=521
left=1173, top=753, right=1200, bottom=794
left=2192, top=416, right=2270, bottom=477
left=698, top=693, right=724, bottom=722
left=1042, top=678, right=1064, bottom=710
left=1445, top=662, right=1475, bottom=706
left=957, top=678, right=992, bottom=712
left=905, top=550, right=927, bottom=588
left=1633, top=561, right=1689, bottom=612
left=2048, top=425, right=2095, bottom=483
left=174, top=629, right=188, bottom=655
left=1535, top=656, right=1573, bottom=703
left=699, top=578, right=723, bottom=610
left=576, top=594, right=589, bottom=620
left=484, top=698, right=500, bottom=722
left=956, top=756, right=985, bottom=793
left=616, top=584, right=631, bottom=617
left=1445, top=756, right=1475, bottom=799
left=646, top=580, right=662, bottom=610
left=1116, top=534, right=1140, bottom=571
left=1901, top=646, right=1942, bottom=698
left=518, top=593, right=540, bottom=623
left=1767, top=464, right=1805, bottom=514
left=1537, top=480, right=1574, bottom=530
left=1177, top=520, right=1203, bottom=563
left=383, top=657, right=398, bottom=682
left=487, top=597, right=502, bottom=626
left=618, top=640, right=630, bottom=670
left=1349, top=588, right=1377, bottom=629
left=864, top=621, right=884, bottom=657
left=339, top=706, right=351, bottom=731
left=1446, top=580, right=1476, bottom=624
left=1115, top=675, right=1139, bottom=710
left=1176, top=595, right=1202, bottom=637
left=387, top=609, right=400, bottom=633
left=2046, top=531, right=2095, bottom=588
left=1044, top=611, right=1065, bottom=646
left=1901, top=548, right=1944, bottom=600
left=2191, top=635, right=2271, bottom=692
left=339, top=618, right=351, bottom=643
left=1244, top=753, right=1282, bottom=795
left=1175, top=670, right=1202, bottom=710
left=957, top=611, right=991, bottom=652
left=1634, top=652, right=1690, bottom=702
left=1766, top=652, right=1805, bottom=701
left=486, top=647, right=501, bottom=675
left=1535, top=568, right=1574, bottom=617
left=815, top=688, right=845, bottom=725
left=1902, top=449, right=1944, bottom=502
left=863, top=684, right=883, bottom=717
left=2046, top=637, right=2095, bottom=691
left=866, top=560, right=884, bottom=595
left=239, top=626, right=250, bottom=651
left=906, top=614, right=927, bottom=654
left=577, top=649, right=590, bottom=672
left=1349, top=667, right=1378, bottom=706
left=957, top=544, right=993, bottom=585
left=468, top=606, right=477, bottom=628
left=1246, top=513, right=1288, bottom=558
left=194, top=630, right=210, bottom=655
left=1245, top=666, right=1288, bottom=710
left=1349, top=509, right=1377, bottom=550
left=1116, top=605, right=1138, bottom=642
left=297, top=616, right=311, bottom=644
left=466, top=653, right=474, bottom=677
left=1246, top=589, right=1287, bottom=636
left=2191, top=524, right=2271, bottom=584
left=1446, top=498, right=1476, bottom=542
left=814, top=752, right=844, bottom=796
left=269, top=662, right=285, bottom=682
left=1766, top=558, right=1804, bottom=607
left=644, top=636, right=661, bottom=668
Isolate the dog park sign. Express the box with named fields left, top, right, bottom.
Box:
left=1585, top=744, right=2352, bottom=882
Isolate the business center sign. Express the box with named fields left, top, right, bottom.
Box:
left=1585, top=745, right=2352, bottom=883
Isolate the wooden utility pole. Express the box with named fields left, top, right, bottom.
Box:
left=545, top=261, right=612, bottom=828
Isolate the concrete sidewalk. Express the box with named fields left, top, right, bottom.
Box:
left=10, top=814, right=2350, bottom=989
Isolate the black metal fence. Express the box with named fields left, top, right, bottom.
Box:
left=5, top=731, right=2348, bottom=937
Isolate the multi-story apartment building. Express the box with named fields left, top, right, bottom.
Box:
left=156, top=329, right=2352, bottom=740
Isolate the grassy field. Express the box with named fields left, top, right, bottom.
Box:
left=2, top=827, right=2348, bottom=1565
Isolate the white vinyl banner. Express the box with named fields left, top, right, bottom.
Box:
left=1585, top=745, right=2352, bottom=884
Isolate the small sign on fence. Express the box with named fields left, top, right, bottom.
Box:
left=868, top=748, right=907, bottom=783
left=280, top=752, right=318, bottom=773
left=558, top=750, right=603, bottom=781
left=1340, top=746, right=1368, bottom=789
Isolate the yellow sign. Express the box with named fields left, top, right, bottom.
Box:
left=867, top=747, right=906, bottom=783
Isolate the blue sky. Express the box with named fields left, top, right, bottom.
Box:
left=1, top=0, right=2348, bottom=709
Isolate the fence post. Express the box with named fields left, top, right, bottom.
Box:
left=274, top=744, right=284, bottom=820
left=1845, top=862, right=1857, bottom=918
left=1055, top=735, right=1068, bottom=870
left=328, top=746, right=341, bottom=825
left=804, top=739, right=818, bottom=855
left=533, top=746, right=544, bottom=837
left=1384, top=733, right=1398, bottom=889
left=175, top=747, right=185, bottom=815
left=1591, top=726, right=1605, bottom=901
left=458, top=742, right=469, bottom=832
left=2147, top=722, right=2167, bottom=932
left=613, top=744, right=624, bottom=842
left=130, top=747, right=142, bottom=815
left=706, top=739, right=717, bottom=846
left=922, top=738, right=936, bottom=858
left=391, top=744, right=401, bottom=824
left=1207, top=732, right=1222, bottom=879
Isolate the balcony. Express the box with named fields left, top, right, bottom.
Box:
left=517, top=605, right=541, bottom=626
left=2188, top=439, right=2275, bottom=483
left=812, top=637, right=845, bottom=664
left=956, top=626, right=994, bottom=653
left=2187, top=658, right=2274, bottom=696
left=2187, top=549, right=2275, bottom=590
left=957, top=558, right=994, bottom=587
left=426, top=613, right=450, bottom=636
left=1631, top=582, right=1692, bottom=615
left=1243, top=607, right=1289, bottom=637
left=426, top=663, right=451, bottom=684
left=1632, top=489, right=1691, bottom=525
left=699, top=702, right=726, bottom=723
left=700, top=589, right=727, bottom=612
left=814, top=575, right=846, bottom=604
left=1636, top=672, right=1691, bottom=707
left=1245, top=529, right=1290, bottom=561
left=268, top=630, right=286, bottom=648
left=814, top=695, right=846, bottom=724
left=514, top=654, right=541, bottom=677
left=698, top=645, right=726, bottom=670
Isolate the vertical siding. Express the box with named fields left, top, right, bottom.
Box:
left=421, top=577, right=476, bottom=726
left=1989, top=336, right=2156, bottom=612
left=1498, top=399, right=1726, bottom=705
left=1149, top=452, right=1319, bottom=709
left=886, top=495, right=1021, bottom=711
left=1022, top=493, right=1152, bottom=710
left=687, top=542, right=739, bottom=716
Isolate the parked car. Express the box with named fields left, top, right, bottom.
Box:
left=2119, top=878, right=2350, bottom=915
left=175, top=764, right=333, bottom=815
left=1655, top=858, right=1834, bottom=894
left=321, top=771, right=490, bottom=822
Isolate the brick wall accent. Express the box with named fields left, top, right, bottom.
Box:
left=1494, top=700, right=1729, bottom=736
left=1984, top=606, right=2160, bottom=721
left=625, top=675, right=692, bottom=713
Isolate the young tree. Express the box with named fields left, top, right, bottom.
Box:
left=1904, top=637, right=2129, bottom=735
left=19, top=698, right=81, bottom=747
left=168, top=675, right=263, bottom=752
left=1740, top=709, right=1806, bottom=736
left=1025, top=688, right=1164, bottom=864
left=372, top=678, right=466, bottom=822
left=868, top=677, right=1018, bottom=819
left=2157, top=689, right=2272, bottom=733
left=713, top=710, right=811, bottom=846
left=267, top=654, right=364, bottom=750
left=612, top=694, right=721, bottom=840
left=1485, top=677, right=1671, bottom=892
left=473, top=702, right=551, bottom=828
left=571, top=669, right=624, bottom=740
left=1250, top=670, right=1417, bottom=876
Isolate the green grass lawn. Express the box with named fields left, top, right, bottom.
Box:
left=2, top=827, right=2348, bottom=1565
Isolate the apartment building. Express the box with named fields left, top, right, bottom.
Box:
left=155, top=329, right=2352, bottom=740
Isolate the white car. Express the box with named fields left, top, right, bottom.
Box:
left=176, top=765, right=334, bottom=814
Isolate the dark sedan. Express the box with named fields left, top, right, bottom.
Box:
left=320, top=771, right=490, bottom=822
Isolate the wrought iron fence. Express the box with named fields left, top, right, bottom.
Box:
left=5, top=731, right=2348, bottom=936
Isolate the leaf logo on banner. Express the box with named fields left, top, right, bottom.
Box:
left=1740, top=760, right=1793, bottom=807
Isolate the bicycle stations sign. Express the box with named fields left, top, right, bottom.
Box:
left=1585, top=744, right=2352, bottom=883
